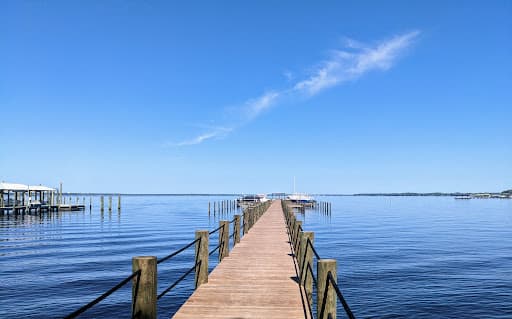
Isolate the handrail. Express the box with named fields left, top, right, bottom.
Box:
left=157, top=260, right=201, bottom=300
left=64, top=270, right=141, bottom=319
left=209, top=224, right=224, bottom=235
left=282, top=200, right=356, bottom=319
left=157, top=237, right=200, bottom=265
left=326, top=271, right=356, bottom=319
left=209, top=242, right=222, bottom=256
left=306, top=237, right=321, bottom=260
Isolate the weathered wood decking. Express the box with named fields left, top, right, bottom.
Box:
left=173, top=200, right=309, bottom=318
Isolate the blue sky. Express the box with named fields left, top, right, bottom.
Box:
left=1, top=1, right=511, bottom=194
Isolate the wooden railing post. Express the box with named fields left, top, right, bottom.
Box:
left=289, top=214, right=295, bottom=240
left=317, top=259, right=337, bottom=319
left=294, top=220, right=302, bottom=254
left=195, top=230, right=209, bottom=288
left=292, top=219, right=299, bottom=250
left=132, top=256, right=157, bottom=319
left=243, top=209, right=249, bottom=235
left=301, top=232, right=314, bottom=306
left=298, top=230, right=305, bottom=278
left=219, top=220, right=229, bottom=261
left=234, top=215, right=241, bottom=244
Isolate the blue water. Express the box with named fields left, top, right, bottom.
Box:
left=0, top=196, right=511, bottom=318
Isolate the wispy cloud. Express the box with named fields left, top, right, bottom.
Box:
left=244, top=91, right=281, bottom=120
left=294, top=30, right=420, bottom=96
left=173, top=126, right=232, bottom=146
left=172, top=30, right=420, bottom=146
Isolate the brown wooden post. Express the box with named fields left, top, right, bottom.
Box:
left=317, top=259, right=337, bottom=319
left=243, top=209, right=249, bottom=235
left=234, top=215, right=241, bottom=244
left=118, top=195, right=121, bottom=211
left=132, top=256, right=157, bottom=319
left=301, top=232, right=314, bottom=306
left=195, top=230, right=209, bottom=288
left=298, top=230, right=305, bottom=277
left=248, top=208, right=253, bottom=229
left=291, top=214, right=297, bottom=239
left=291, top=216, right=297, bottom=247
left=294, top=221, right=302, bottom=254
left=219, top=220, right=229, bottom=261
left=100, top=196, right=104, bottom=212
left=108, top=196, right=112, bottom=212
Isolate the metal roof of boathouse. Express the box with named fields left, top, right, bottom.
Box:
left=0, top=182, right=55, bottom=192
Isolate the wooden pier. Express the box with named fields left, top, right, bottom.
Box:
left=65, top=199, right=353, bottom=319
left=173, top=200, right=309, bottom=318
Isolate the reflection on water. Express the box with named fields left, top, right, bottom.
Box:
left=0, top=196, right=511, bottom=319
left=0, top=195, right=241, bottom=319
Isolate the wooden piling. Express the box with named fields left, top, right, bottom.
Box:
left=318, top=259, right=337, bottom=319
left=300, top=231, right=314, bottom=306
left=290, top=215, right=297, bottom=245
left=118, top=195, right=121, bottom=211
left=132, top=256, right=157, bottom=319
left=233, top=215, right=241, bottom=245
left=208, top=202, right=210, bottom=215
left=195, top=230, right=209, bottom=288
left=243, top=210, right=249, bottom=235
left=108, top=196, right=112, bottom=212
left=219, top=220, right=229, bottom=261
left=294, top=221, right=302, bottom=254
left=297, top=229, right=304, bottom=275
left=100, top=196, right=104, bottom=212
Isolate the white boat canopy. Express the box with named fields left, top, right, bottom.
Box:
left=0, top=182, right=29, bottom=191
left=28, top=185, right=56, bottom=192
left=0, top=183, right=55, bottom=192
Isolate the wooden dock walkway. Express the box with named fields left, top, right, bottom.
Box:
left=173, top=200, right=309, bottom=319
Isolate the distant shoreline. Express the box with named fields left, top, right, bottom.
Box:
left=61, top=192, right=511, bottom=197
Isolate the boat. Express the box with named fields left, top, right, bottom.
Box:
left=286, top=193, right=316, bottom=205
left=236, top=194, right=270, bottom=208
left=286, top=177, right=316, bottom=206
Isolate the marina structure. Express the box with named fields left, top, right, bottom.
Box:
left=236, top=193, right=270, bottom=208
left=0, top=182, right=85, bottom=214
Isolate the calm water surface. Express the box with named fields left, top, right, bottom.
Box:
left=0, top=196, right=511, bottom=318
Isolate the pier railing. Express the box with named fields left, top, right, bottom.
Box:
left=282, top=200, right=356, bottom=319
left=64, top=200, right=271, bottom=319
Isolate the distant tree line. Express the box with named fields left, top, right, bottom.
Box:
left=353, top=192, right=470, bottom=196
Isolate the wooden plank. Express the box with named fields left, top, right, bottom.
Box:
left=173, top=200, right=309, bottom=319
